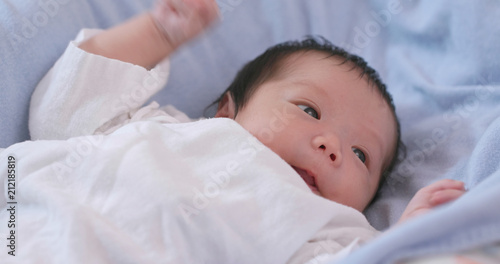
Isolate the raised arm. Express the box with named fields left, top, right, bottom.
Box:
left=30, top=0, right=219, bottom=140
left=78, top=13, right=171, bottom=70
left=79, top=0, right=219, bottom=69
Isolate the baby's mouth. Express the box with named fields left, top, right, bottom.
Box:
left=292, top=166, right=319, bottom=193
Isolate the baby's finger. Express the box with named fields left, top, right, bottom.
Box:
left=424, top=179, right=465, bottom=193
left=429, top=188, right=466, bottom=206
left=183, top=0, right=219, bottom=20
left=195, top=0, right=220, bottom=25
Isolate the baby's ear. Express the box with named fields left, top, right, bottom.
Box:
left=214, top=92, right=236, bottom=119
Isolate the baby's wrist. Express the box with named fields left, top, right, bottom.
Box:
left=147, top=12, right=177, bottom=55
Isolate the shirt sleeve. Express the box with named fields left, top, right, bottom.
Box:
left=29, top=29, right=171, bottom=140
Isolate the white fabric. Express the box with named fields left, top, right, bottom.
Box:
left=5, top=29, right=380, bottom=263
left=1, top=119, right=378, bottom=263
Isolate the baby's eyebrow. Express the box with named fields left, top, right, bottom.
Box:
left=290, top=79, right=329, bottom=97
left=291, top=79, right=317, bottom=89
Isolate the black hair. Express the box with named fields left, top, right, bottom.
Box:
left=210, top=36, right=404, bottom=181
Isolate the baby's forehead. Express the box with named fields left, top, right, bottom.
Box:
left=276, top=51, right=363, bottom=80
left=274, top=51, right=370, bottom=91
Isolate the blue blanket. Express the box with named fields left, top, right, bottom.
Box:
left=342, top=118, right=500, bottom=263
left=340, top=1, right=500, bottom=262
left=1, top=0, right=499, bottom=263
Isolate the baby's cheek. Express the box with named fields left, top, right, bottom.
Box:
left=249, top=124, right=283, bottom=147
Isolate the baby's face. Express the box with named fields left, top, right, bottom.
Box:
left=221, top=52, right=397, bottom=212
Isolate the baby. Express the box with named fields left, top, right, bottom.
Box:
left=29, top=0, right=465, bottom=261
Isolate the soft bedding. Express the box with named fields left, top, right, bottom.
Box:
left=1, top=0, right=500, bottom=263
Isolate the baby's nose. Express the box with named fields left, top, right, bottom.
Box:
left=313, top=135, right=342, bottom=165
left=319, top=144, right=337, bottom=162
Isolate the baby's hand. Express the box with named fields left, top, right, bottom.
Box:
left=397, top=179, right=466, bottom=224
left=151, top=0, right=219, bottom=49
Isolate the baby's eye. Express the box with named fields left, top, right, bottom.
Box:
left=352, top=147, right=366, bottom=163
left=298, top=105, right=319, bottom=119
